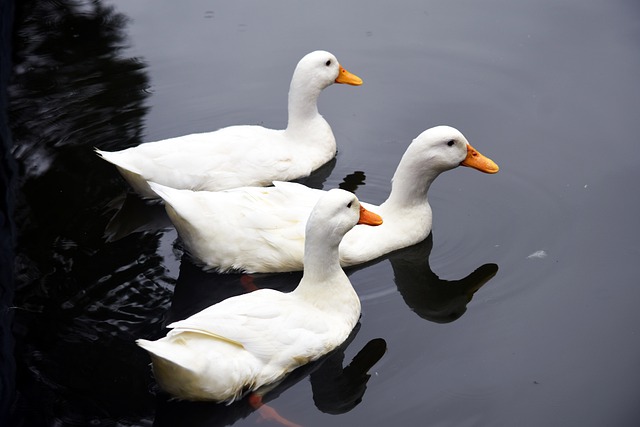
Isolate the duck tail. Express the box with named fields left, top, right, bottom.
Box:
left=136, top=338, right=194, bottom=372
left=147, top=181, right=179, bottom=202
left=95, top=148, right=118, bottom=165
left=95, top=148, right=143, bottom=175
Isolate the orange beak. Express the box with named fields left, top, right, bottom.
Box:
left=358, top=205, right=383, bottom=226
left=460, top=144, right=499, bottom=174
left=335, top=65, right=363, bottom=86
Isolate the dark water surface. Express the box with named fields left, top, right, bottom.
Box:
left=4, top=0, right=640, bottom=426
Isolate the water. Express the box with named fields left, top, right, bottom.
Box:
left=4, top=0, right=640, bottom=426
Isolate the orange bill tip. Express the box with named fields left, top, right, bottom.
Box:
left=460, top=144, right=499, bottom=174
left=358, top=205, right=383, bottom=226
left=335, top=66, right=363, bottom=86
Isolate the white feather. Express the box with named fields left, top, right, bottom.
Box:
left=151, top=126, right=499, bottom=273
left=136, top=189, right=373, bottom=402
left=96, top=51, right=362, bottom=198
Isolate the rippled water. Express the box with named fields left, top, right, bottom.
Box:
left=4, top=0, right=640, bottom=426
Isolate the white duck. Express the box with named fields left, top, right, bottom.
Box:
left=150, top=125, right=499, bottom=273
left=136, top=189, right=382, bottom=402
left=96, top=51, right=362, bottom=198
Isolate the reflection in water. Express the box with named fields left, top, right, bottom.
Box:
left=8, top=0, right=161, bottom=425
left=384, top=235, right=498, bottom=323
left=292, top=156, right=337, bottom=190
left=167, top=256, right=303, bottom=324
left=310, top=336, right=386, bottom=414
left=103, top=192, right=172, bottom=242
left=343, top=232, right=498, bottom=324
left=338, top=171, right=367, bottom=194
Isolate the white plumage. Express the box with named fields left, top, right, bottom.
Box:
left=96, top=50, right=362, bottom=198
left=137, top=189, right=382, bottom=402
left=150, top=125, right=499, bottom=273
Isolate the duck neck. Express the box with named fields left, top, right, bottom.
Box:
left=285, top=75, right=324, bottom=133
left=293, top=216, right=360, bottom=324
left=295, top=227, right=348, bottom=293
left=384, top=154, right=441, bottom=209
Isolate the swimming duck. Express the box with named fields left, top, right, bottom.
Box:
left=150, top=125, right=499, bottom=273
left=96, top=51, right=362, bottom=198
left=136, top=189, right=382, bottom=402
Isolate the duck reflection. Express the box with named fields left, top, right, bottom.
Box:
left=103, top=192, right=173, bottom=242
left=166, top=257, right=302, bottom=324
left=310, top=335, right=386, bottom=415
left=338, top=170, right=367, bottom=193
left=370, top=234, right=498, bottom=323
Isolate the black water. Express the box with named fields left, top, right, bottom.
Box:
left=4, top=0, right=640, bottom=426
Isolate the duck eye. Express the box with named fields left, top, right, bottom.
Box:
left=446, top=139, right=455, bottom=147
left=347, top=201, right=353, bottom=208
left=325, top=59, right=332, bottom=66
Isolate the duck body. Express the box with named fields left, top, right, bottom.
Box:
left=97, top=51, right=362, bottom=198
left=137, top=286, right=360, bottom=402
left=101, top=122, right=333, bottom=198
left=137, top=189, right=382, bottom=402
left=152, top=180, right=428, bottom=273
left=151, top=125, right=499, bottom=273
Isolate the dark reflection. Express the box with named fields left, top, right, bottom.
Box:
left=375, top=235, right=498, bottom=323
left=103, top=192, right=171, bottom=241
left=295, top=156, right=337, bottom=190
left=310, top=336, right=386, bottom=414
left=8, top=0, right=165, bottom=425
left=166, top=255, right=303, bottom=324
left=144, top=258, right=386, bottom=426
left=338, top=170, right=367, bottom=194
